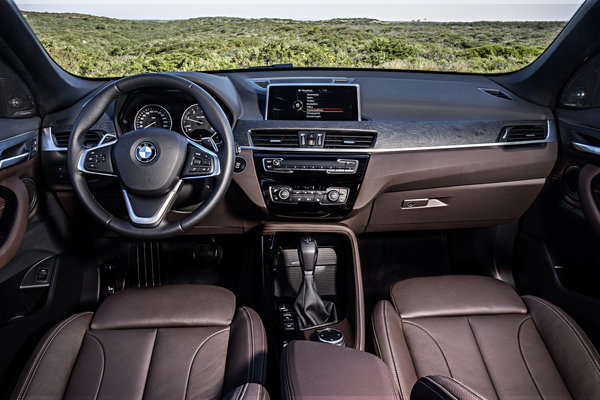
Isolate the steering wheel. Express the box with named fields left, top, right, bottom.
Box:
left=67, top=73, right=235, bottom=239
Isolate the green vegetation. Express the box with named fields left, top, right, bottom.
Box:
left=21, top=12, right=566, bottom=77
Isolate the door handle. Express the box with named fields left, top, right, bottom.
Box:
left=573, top=142, right=600, bottom=156
left=0, top=152, right=29, bottom=170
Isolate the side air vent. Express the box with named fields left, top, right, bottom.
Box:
left=479, top=88, right=515, bottom=101
left=499, top=125, right=547, bottom=142
left=52, top=129, right=106, bottom=148
left=250, top=130, right=300, bottom=147
left=324, top=131, right=377, bottom=149
left=52, top=131, right=71, bottom=148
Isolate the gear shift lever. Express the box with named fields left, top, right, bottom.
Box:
left=294, top=237, right=338, bottom=329
left=299, top=237, right=318, bottom=274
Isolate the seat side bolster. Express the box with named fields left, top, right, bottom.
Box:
left=523, top=295, right=600, bottom=399
left=222, top=383, right=270, bottom=400
left=11, top=312, right=93, bottom=400
left=372, top=300, right=418, bottom=400
left=411, top=375, right=486, bottom=400
left=223, top=306, right=268, bottom=394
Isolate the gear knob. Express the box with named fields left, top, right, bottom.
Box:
left=298, top=237, right=318, bottom=274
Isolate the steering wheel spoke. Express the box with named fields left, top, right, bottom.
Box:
left=122, top=180, right=183, bottom=227
left=77, top=140, right=117, bottom=177
left=181, top=138, right=221, bottom=180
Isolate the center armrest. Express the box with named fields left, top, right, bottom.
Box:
left=280, top=341, right=399, bottom=399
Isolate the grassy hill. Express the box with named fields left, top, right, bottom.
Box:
left=21, top=12, right=566, bottom=77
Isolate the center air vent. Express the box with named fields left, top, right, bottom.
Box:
left=498, top=125, right=547, bottom=142
left=250, top=130, right=300, bottom=147
left=324, top=131, right=376, bottom=149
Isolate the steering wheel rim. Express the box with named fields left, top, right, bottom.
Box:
left=67, top=73, right=235, bottom=239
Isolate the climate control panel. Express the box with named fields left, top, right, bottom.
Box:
left=270, top=185, right=350, bottom=205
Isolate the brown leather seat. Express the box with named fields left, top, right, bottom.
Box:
left=372, top=275, right=600, bottom=400
left=11, top=285, right=269, bottom=400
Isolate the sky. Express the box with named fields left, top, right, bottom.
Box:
left=15, top=0, right=586, bottom=22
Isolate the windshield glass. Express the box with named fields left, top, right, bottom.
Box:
left=16, top=0, right=584, bottom=77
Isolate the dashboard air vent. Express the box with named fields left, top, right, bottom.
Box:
left=52, top=129, right=106, bottom=148
left=499, top=125, right=547, bottom=142
left=52, top=131, right=71, bottom=148
left=324, top=131, right=376, bottom=149
left=250, top=130, right=300, bottom=147
left=253, top=80, right=270, bottom=89
left=479, top=88, right=514, bottom=101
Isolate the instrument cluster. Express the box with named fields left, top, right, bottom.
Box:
left=119, top=90, right=225, bottom=149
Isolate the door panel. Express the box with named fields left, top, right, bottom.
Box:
left=516, top=55, right=600, bottom=347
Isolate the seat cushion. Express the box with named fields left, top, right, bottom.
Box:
left=12, top=285, right=268, bottom=400
left=373, top=275, right=600, bottom=400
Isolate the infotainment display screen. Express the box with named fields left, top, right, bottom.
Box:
left=266, top=84, right=360, bottom=121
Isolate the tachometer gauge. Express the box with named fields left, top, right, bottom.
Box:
left=134, top=104, right=172, bottom=130
left=181, top=103, right=223, bottom=148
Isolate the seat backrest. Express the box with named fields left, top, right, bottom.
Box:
left=373, top=275, right=600, bottom=400
left=12, top=285, right=267, bottom=400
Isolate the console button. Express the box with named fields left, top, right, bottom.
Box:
left=327, top=190, right=340, bottom=202
left=279, top=189, right=291, bottom=200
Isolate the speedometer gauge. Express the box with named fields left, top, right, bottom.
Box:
left=181, top=104, right=223, bottom=148
left=134, top=104, right=172, bottom=130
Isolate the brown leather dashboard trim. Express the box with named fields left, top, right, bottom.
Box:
left=262, top=222, right=365, bottom=351
left=355, top=143, right=557, bottom=211
left=578, top=163, right=600, bottom=236
left=0, top=176, right=30, bottom=269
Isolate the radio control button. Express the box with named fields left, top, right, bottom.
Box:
left=273, top=159, right=282, bottom=167
left=327, top=190, right=340, bottom=202
left=279, top=189, right=291, bottom=200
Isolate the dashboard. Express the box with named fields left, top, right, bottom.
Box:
left=39, top=69, right=558, bottom=234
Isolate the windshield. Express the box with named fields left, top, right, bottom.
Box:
left=16, top=1, right=584, bottom=77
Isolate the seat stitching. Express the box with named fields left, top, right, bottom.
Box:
left=419, top=379, right=452, bottom=400
left=424, top=376, right=459, bottom=400
left=140, top=328, right=158, bottom=400
left=516, top=317, right=545, bottom=400
left=230, top=384, right=243, bottom=400
left=523, top=295, right=600, bottom=376
left=283, top=346, right=295, bottom=400
left=183, top=328, right=229, bottom=400
left=15, top=312, right=92, bottom=400
left=466, top=316, right=499, bottom=400
left=382, top=301, right=405, bottom=400
left=84, top=333, right=106, bottom=400
left=241, top=307, right=254, bottom=382
left=260, top=315, right=267, bottom=383
left=237, top=382, right=248, bottom=400
left=403, top=320, right=453, bottom=378
left=435, top=376, right=486, bottom=400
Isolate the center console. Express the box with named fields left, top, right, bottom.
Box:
left=261, top=223, right=365, bottom=355
left=254, top=153, right=369, bottom=218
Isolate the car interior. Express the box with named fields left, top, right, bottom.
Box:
left=0, top=0, right=600, bottom=399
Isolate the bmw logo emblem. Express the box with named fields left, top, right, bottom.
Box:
left=135, top=142, right=156, bottom=163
